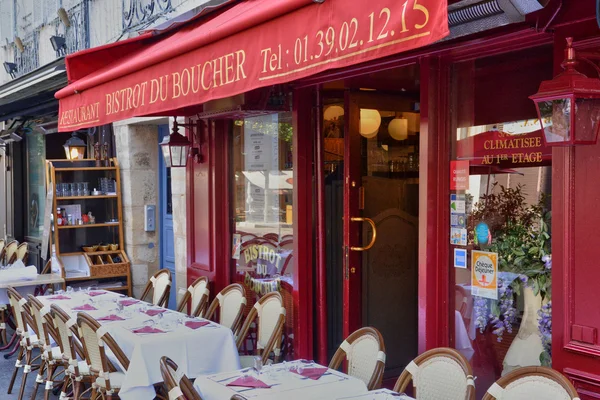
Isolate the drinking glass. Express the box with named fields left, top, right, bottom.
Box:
left=82, top=182, right=89, bottom=196
left=253, top=356, right=263, bottom=374
left=66, top=286, right=74, bottom=295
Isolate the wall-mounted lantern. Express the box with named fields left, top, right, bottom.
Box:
left=160, top=120, right=203, bottom=168
left=530, top=38, right=600, bottom=146
left=63, top=133, right=86, bottom=160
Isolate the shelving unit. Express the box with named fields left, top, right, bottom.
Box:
left=46, top=158, right=131, bottom=296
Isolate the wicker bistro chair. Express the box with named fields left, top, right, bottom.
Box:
left=11, top=242, right=29, bottom=265
left=236, top=292, right=286, bottom=367
left=176, top=276, right=210, bottom=317
left=77, top=312, right=130, bottom=399
left=51, top=304, right=93, bottom=400
left=482, top=366, right=580, bottom=400
left=7, top=287, right=43, bottom=400
left=27, top=295, right=67, bottom=400
left=3, top=240, right=18, bottom=265
left=205, top=283, right=247, bottom=334
left=159, top=356, right=202, bottom=400
left=393, top=347, right=476, bottom=400
left=329, top=327, right=387, bottom=391
left=140, top=269, right=172, bottom=308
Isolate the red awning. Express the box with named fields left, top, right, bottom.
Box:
left=57, top=0, right=448, bottom=131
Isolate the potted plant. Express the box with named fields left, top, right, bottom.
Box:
left=470, top=184, right=551, bottom=373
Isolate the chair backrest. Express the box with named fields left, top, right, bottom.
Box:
left=140, top=269, right=172, bottom=307
left=28, top=295, right=60, bottom=360
left=205, top=283, right=246, bottom=333
left=482, top=366, right=579, bottom=400
left=7, top=287, right=27, bottom=334
left=77, top=312, right=130, bottom=392
left=3, top=240, right=18, bottom=264
left=176, top=276, right=209, bottom=317
left=393, top=347, right=475, bottom=400
left=262, top=233, right=279, bottom=242
left=159, top=356, right=202, bottom=400
left=329, top=326, right=386, bottom=390
left=0, top=239, right=6, bottom=258
left=236, top=292, right=286, bottom=364
left=14, top=242, right=28, bottom=264
left=51, top=304, right=85, bottom=375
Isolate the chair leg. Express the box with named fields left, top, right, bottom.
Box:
left=7, top=345, right=24, bottom=394
left=30, top=358, right=46, bottom=400
left=18, top=348, right=33, bottom=400
left=43, top=363, right=56, bottom=400
left=0, top=332, right=18, bottom=351
left=72, top=379, right=81, bottom=400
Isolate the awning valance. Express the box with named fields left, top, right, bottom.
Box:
left=56, top=0, right=448, bottom=131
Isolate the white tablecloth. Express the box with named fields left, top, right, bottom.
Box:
left=40, top=290, right=240, bottom=400
left=194, top=361, right=368, bottom=400
left=337, top=388, right=414, bottom=399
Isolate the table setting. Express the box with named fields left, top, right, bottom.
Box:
left=194, top=358, right=369, bottom=400
left=38, top=288, right=241, bottom=400
left=337, top=389, right=415, bottom=399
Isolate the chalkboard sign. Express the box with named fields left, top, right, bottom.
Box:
left=41, top=184, right=53, bottom=260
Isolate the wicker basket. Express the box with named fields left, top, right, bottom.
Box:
left=83, top=250, right=130, bottom=277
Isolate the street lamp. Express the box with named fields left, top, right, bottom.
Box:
left=160, top=121, right=194, bottom=168
left=63, top=133, right=86, bottom=160
left=530, top=37, right=600, bottom=146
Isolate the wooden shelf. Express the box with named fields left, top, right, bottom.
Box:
left=65, top=273, right=129, bottom=281
left=57, top=195, right=117, bottom=201
left=54, top=166, right=117, bottom=172
left=62, top=250, right=121, bottom=256
left=58, top=222, right=119, bottom=230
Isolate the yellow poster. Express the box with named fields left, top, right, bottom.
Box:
left=471, top=250, right=498, bottom=300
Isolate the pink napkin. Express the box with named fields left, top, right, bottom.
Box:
left=98, top=314, right=125, bottom=322
left=226, top=376, right=271, bottom=389
left=132, top=326, right=164, bottom=334
left=72, top=304, right=97, bottom=311
left=185, top=320, right=210, bottom=329
left=119, top=299, right=139, bottom=307
left=88, top=291, right=106, bottom=297
left=292, top=366, right=328, bottom=380
left=48, top=295, right=71, bottom=300
left=143, top=309, right=166, bottom=317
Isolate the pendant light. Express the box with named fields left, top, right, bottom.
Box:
left=388, top=113, right=408, bottom=141
left=360, top=109, right=381, bottom=139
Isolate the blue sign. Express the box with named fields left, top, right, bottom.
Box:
left=454, top=248, right=467, bottom=269
left=475, top=222, right=490, bottom=246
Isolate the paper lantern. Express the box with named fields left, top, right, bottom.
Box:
left=388, top=118, right=408, bottom=141
left=324, top=105, right=344, bottom=121
left=360, top=109, right=381, bottom=138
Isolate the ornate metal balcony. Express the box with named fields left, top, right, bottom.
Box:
left=13, top=32, right=39, bottom=77
left=65, top=1, right=90, bottom=54
left=123, top=0, right=173, bottom=31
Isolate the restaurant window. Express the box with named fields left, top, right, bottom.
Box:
left=449, top=47, right=553, bottom=397
left=230, top=112, right=294, bottom=359
left=26, top=128, right=46, bottom=240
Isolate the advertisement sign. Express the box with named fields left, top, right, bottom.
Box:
left=451, top=228, right=467, bottom=246
left=454, top=248, right=467, bottom=269
left=58, top=0, right=449, bottom=131
left=471, top=250, right=498, bottom=300
left=450, top=160, right=469, bottom=190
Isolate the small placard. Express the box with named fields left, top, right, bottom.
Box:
left=450, top=160, right=469, bottom=190
left=450, top=194, right=466, bottom=214
left=232, top=233, right=241, bottom=260
left=454, top=248, right=467, bottom=269
left=471, top=250, right=498, bottom=300
left=450, top=228, right=467, bottom=246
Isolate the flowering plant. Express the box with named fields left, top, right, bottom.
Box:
left=470, top=184, right=551, bottom=350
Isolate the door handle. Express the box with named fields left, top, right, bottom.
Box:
left=350, top=217, right=377, bottom=251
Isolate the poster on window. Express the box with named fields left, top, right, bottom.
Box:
left=471, top=250, right=498, bottom=300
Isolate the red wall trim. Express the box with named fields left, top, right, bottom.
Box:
left=418, top=56, right=451, bottom=352
left=293, top=87, right=315, bottom=359
left=564, top=368, right=600, bottom=400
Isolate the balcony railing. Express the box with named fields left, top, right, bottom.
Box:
left=123, top=0, right=173, bottom=31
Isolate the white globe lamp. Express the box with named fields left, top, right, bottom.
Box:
left=360, top=109, right=381, bottom=138
left=324, top=105, right=344, bottom=121
left=388, top=117, right=408, bottom=141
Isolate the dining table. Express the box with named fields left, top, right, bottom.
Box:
left=193, top=359, right=370, bottom=400
left=337, top=388, right=415, bottom=399
left=38, top=289, right=241, bottom=400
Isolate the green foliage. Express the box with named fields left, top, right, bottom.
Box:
left=472, top=183, right=552, bottom=301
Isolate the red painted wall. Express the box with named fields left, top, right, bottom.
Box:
left=552, top=18, right=600, bottom=398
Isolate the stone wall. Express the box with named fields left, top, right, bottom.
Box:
left=113, top=121, right=160, bottom=297
left=114, top=117, right=188, bottom=302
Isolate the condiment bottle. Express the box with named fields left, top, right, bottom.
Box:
left=56, top=208, right=64, bottom=226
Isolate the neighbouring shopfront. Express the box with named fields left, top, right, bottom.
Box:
left=54, top=0, right=600, bottom=397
